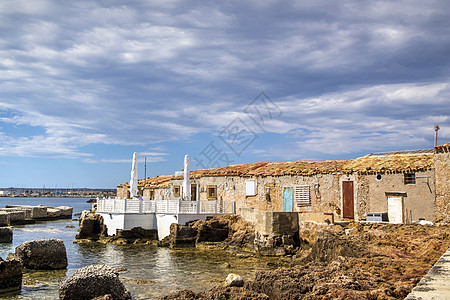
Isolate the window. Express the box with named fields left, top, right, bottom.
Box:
left=207, top=185, right=217, bottom=200
left=173, top=185, right=180, bottom=197
left=245, top=180, right=257, bottom=196
left=404, top=173, right=416, bottom=184
left=295, top=185, right=311, bottom=207
left=149, top=189, right=155, bottom=200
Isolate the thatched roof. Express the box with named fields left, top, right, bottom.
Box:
left=122, top=148, right=437, bottom=188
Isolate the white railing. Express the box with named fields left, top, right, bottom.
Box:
left=97, top=198, right=235, bottom=215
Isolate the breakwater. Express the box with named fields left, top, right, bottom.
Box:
left=0, top=205, right=73, bottom=226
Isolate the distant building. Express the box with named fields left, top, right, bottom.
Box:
left=0, top=190, right=10, bottom=196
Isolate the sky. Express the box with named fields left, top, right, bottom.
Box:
left=1, top=0, right=449, bottom=188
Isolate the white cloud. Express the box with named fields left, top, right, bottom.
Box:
left=0, top=0, right=449, bottom=162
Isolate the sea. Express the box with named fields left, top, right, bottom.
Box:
left=0, top=197, right=278, bottom=299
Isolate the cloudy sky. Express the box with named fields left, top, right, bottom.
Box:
left=1, top=0, right=449, bottom=188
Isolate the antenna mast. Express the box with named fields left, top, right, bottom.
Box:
left=434, top=124, right=440, bottom=147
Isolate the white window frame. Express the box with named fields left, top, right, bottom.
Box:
left=245, top=180, right=257, bottom=196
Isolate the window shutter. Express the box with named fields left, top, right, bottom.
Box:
left=295, top=185, right=310, bottom=206
left=245, top=180, right=256, bottom=196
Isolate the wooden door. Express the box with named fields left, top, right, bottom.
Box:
left=284, top=187, right=293, bottom=212
left=342, top=181, right=354, bottom=219
left=388, top=196, right=403, bottom=224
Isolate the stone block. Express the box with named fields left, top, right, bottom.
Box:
left=46, top=207, right=62, bottom=219
left=14, top=239, right=68, bottom=269
left=0, top=213, right=9, bottom=227
left=0, top=210, right=26, bottom=225
left=56, top=206, right=73, bottom=218
left=0, top=257, right=22, bottom=294
left=5, top=205, right=48, bottom=220
left=0, top=227, right=12, bottom=243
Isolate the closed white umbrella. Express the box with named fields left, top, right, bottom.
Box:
left=129, top=152, right=138, bottom=198
left=182, top=154, right=191, bottom=200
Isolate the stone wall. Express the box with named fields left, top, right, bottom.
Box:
left=192, top=174, right=344, bottom=220
left=357, top=170, right=436, bottom=222
left=139, top=173, right=349, bottom=221
left=434, top=144, right=450, bottom=223
left=240, top=208, right=299, bottom=236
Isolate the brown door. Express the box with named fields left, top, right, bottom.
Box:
left=342, top=181, right=354, bottom=219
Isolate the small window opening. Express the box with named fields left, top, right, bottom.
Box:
left=404, top=173, right=416, bottom=184
left=173, top=185, right=180, bottom=197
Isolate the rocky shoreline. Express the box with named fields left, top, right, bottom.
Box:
left=161, top=222, right=450, bottom=299
left=74, top=211, right=450, bottom=299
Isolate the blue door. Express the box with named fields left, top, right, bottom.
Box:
left=284, top=187, right=293, bottom=212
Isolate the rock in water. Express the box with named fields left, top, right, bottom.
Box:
left=0, top=257, right=22, bottom=294
left=75, top=212, right=107, bottom=240
left=59, top=264, right=131, bottom=300
left=226, top=273, right=244, bottom=287
left=0, top=227, right=12, bottom=243
left=13, top=239, right=67, bottom=269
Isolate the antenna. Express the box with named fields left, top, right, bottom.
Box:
left=434, top=124, right=440, bottom=147
left=144, top=157, right=147, bottom=180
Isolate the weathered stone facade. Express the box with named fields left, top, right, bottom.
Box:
left=434, top=143, right=450, bottom=222
left=116, top=145, right=449, bottom=223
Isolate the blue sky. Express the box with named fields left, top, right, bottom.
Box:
left=1, top=0, right=449, bottom=188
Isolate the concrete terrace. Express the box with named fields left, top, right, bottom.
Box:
left=406, top=246, right=450, bottom=300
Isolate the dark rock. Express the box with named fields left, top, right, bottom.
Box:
left=116, top=227, right=157, bottom=241
left=0, top=227, right=12, bottom=243
left=169, top=223, right=198, bottom=248
left=0, top=257, right=22, bottom=294
left=161, top=286, right=269, bottom=300
left=0, top=210, right=26, bottom=225
left=160, top=289, right=198, bottom=299
left=91, top=295, right=113, bottom=300
left=226, top=273, right=244, bottom=287
left=195, top=219, right=230, bottom=243
left=75, top=213, right=107, bottom=240
left=0, top=213, right=9, bottom=227
left=13, top=239, right=67, bottom=269
left=59, top=264, right=131, bottom=300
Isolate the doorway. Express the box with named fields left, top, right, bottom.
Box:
left=191, top=184, right=197, bottom=201
left=284, top=187, right=293, bottom=212
left=342, top=181, right=354, bottom=219
left=387, top=196, right=403, bottom=224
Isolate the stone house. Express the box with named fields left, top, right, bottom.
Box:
left=116, top=143, right=450, bottom=224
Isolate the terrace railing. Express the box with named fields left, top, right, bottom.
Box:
left=97, top=198, right=235, bottom=215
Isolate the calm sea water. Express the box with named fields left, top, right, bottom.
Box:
left=0, top=198, right=279, bottom=300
